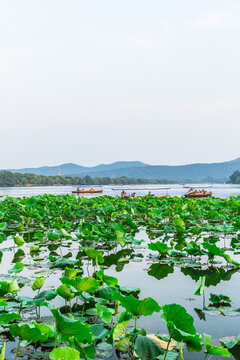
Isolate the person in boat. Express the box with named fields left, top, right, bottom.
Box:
left=121, top=191, right=127, bottom=198
left=131, top=192, right=136, bottom=197
left=77, top=187, right=80, bottom=191
left=148, top=191, right=155, bottom=196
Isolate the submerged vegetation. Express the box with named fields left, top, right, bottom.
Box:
left=0, top=194, right=239, bottom=358
left=0, top=171, right=175, bottom=187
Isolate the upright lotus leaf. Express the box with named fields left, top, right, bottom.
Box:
left=112, top=223, right=126, bottom=248
left=194, top=276, right=205, bottom=296
left=50, top=346, right=80, bottom=360
left=115, top=230, right=126, bottom=248
left=116, top=335, right=130, bottom=352
left=112, top=311, right=133, bottom=341
left=77, top=343, right=96, bottom=360
left=0, top=222, right=4, bottom=232
left=95, top=304, right=114, bottom=324
left=13, top=235, right=25, bottom=247
left=73, top=277, right=100, bottom=293
left=161, top=304, right=203, bottom=352
left=203, top=242, right=240, bottom=267
left=0, top=313, right=21, bottom=324
left=98, top=286, right=116, bottom=300
left=10, top=322, right=53, bottom=342
left=148, top=242, right=171, bottom=256
left=51, top=309, right=93, bottom=343
left=112, top=292, right=161, bottom=317
left=56, top=284, right=75, bottom=301
left=32, top=276, right=45, bottom=292
left=32, top=320, right=55, bottom=338
left=204, top=334, right=230, bottom=356
left=8, top=262, right=25, bottom=274
left=65, top=267, right=78, bottom=279
left=30, top=245, right=40, bottom=253
left=0, top=280, right=20, bottom=296
left=135, top=335, right=164, bottom=360
left=35, top=289, right=57, bottom=301
left=174, top=219, right=186, bottom=233
left=96, top=269, right=118, bottom=287
left=90, top=324, right=109, bottom=340
left=84, top=248, right=104, bottom=264
left=61, top=229, right=71, bottom=238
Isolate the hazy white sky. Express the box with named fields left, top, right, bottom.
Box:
left=1, top=0, right=240, bottom=168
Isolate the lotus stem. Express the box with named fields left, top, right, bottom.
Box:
left=115, top=300, right=120, bottom=321
left=54, top=332, right=58, bottom=349
left=14, top=337, right=21, bottom=360
left=134, top=317, right=137, bottom=329
left=163, top=338, right=171, bottom=360
left=82, top=302, right=85, bottom=316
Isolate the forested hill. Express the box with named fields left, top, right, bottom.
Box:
left=5, top=158, right=240, bottom=181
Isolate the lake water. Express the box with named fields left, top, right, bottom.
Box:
left=1, top=183, right=240, bottom=199
left=1, top=184, right=240, bottom=359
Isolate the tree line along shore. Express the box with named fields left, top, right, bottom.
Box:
left=0, top=170, right=176, bottom=187
left=0, top=170, right=238, bottom=187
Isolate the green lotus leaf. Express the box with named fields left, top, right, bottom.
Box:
left=0, top=223, right=6, bottom=232
left=161, top=304, right=203, bottom=352
left=135, top=335, right=164, bottom=359
left=56, top=284, right=75, bottom=301
left=90, top=324, right=109, bottom=340
left=10, top=322, right=53, bottom=342
left=32, top=276, right=45, bottom=291
left=96, top=269, right=118, bottom=287
left=0, top=280, right=20, bottom=295
left=204, top=334, right=230, bottom=356
left=13, top=235, right=25, bottom=247
left=112, top=292, right=161, bottom=317
left=96, top=304, right=114, bottom=324
left=35, top=289, right=57, bottom=301
left=60, top=229, right=71, bottom=238
left=8, top=262, right=25, bottom=274
left=220, top=334, right=240, bottom=349
left=174, top=219, right=186, bottom=233
left=51, top=309, right=93, bottom=343
left=64, top=267, right=78, bottom=279
left=50, top=346, right=80, bottom=360
left=0, top=312, right=21, bottom=324
left=73, top=277, right=100, bottom=293
left=148, top=241, right=171, bottom=254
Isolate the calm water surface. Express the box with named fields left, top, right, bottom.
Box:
left=1, top=183, right=240, bottom=198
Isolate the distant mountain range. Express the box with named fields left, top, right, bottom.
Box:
left=5, top=158, right=240, bottom=182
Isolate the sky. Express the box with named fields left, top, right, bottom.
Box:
left=0, top=0, right=240, bottom=169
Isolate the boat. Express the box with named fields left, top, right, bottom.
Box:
left=183, top=188, right=212, bottom=198
left=72, top=189, right=103, bottom=194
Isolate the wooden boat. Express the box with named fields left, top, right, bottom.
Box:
left=184, top=189, right=212, bottom=198
left=152, top=195, right=169, bottom=198
left=72, top=189, right=103, bottom=194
